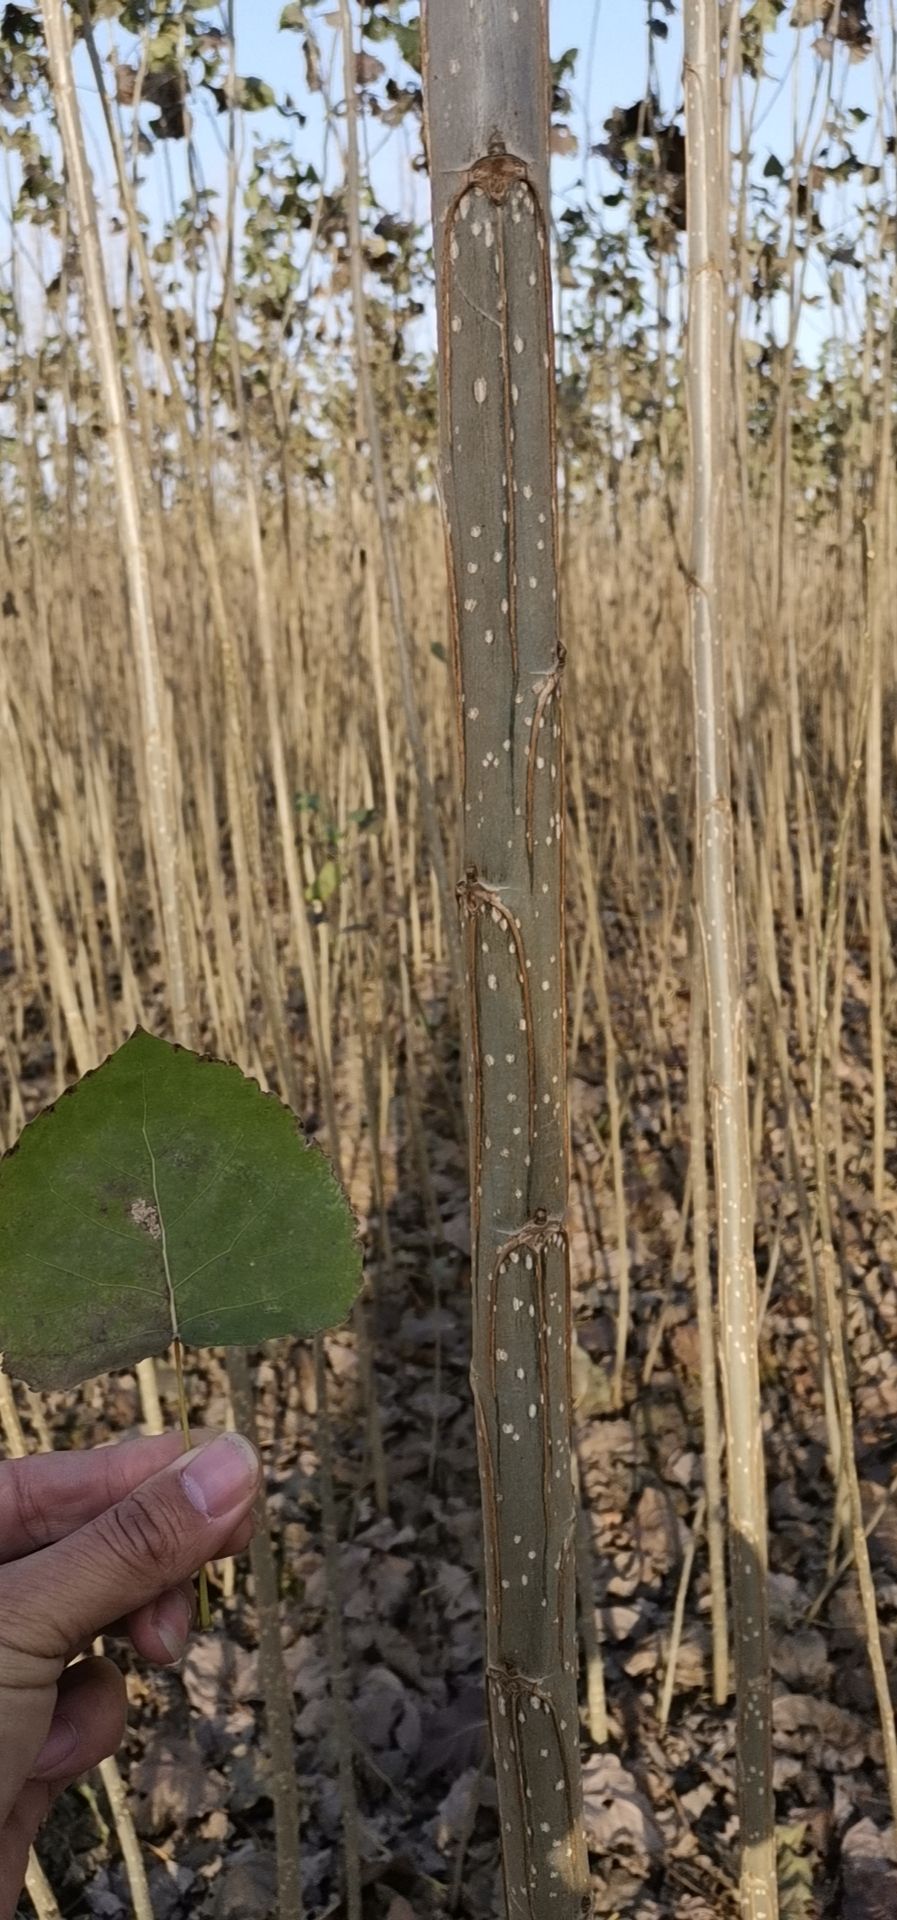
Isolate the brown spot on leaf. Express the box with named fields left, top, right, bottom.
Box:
left=130, top=1197, right=162, bottom=1239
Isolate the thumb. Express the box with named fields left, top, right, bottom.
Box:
left=0, top=1432, right=260, bottom=1817
left=5, top=1432, right=260, bottom=1662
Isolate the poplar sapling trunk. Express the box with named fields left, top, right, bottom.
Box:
left=683, top=5, right=777, bottom=1915
left=40, top=0, right=191, bottom=1047
left=423, top=6, right=589, bottom=1914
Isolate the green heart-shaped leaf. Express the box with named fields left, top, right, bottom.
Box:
left=0, top=1028, right=362, bottom=1390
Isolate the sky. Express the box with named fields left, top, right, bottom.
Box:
left=228, top=1, right=655, bottom=149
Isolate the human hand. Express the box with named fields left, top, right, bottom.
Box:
left=0, top=1427, right=260, bottom=1917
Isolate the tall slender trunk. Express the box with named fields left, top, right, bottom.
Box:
left=336, top=0, right=461, bottom=1018
left=865, top=260, right=895, bottom=1208
left=810, top=651, right=897, bottom=1830
left=40, top=0, right=191, bottom=1045
left=227, top=1346, right=304, bottom=1920
left=688, top=949, right=729, bottom=1706
left=683, top=6, right=777, bottom=1915
left=422, top=7, right=589, bottom=1914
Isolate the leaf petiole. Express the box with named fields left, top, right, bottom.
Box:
left=173, top=1335, right=211, bottom=1630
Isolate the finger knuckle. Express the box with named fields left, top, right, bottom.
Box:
left=0, top=1621, right=60, bottom=1686
left=99, top=1486, right=183, bottom=1583
left=0, top=1570, right=65, bottom=1676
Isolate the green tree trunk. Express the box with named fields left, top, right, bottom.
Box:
left=422, top=7, right=589, bottom=1915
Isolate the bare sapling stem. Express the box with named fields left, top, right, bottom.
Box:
left=423, top=5, right=590, bottom=1912
left=688, top=949, right=729, bottom=1705
left=172, top=1336, right=211, bottom=1629
left=337, top=0, right=462, bottom=1017
left=25, top=1849, right=63, bottom=1920
left=314, top=1335, right=363, bottom=1920
left=569, top=734, right=630, bottom=1412
left=227, top=1345, right=304, bottom=1920
left=810, top=646, right=897, bottom=1827
left=40, top=0, right=192, bottom=1046
left=683, top=4, right=777, bottom=1912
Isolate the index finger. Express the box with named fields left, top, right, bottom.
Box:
left=0, top=1429, right=219, bottom=1564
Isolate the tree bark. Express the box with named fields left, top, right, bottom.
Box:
left=423, top=7, right=589, bottom=1914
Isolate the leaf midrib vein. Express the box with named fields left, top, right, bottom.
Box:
left=140, top=1072, right=282, bottom=1325
left=143, top=1072, right=180, bottom=1343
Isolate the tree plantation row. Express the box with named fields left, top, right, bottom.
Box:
left=0, top=4, right=896, bottom=1919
